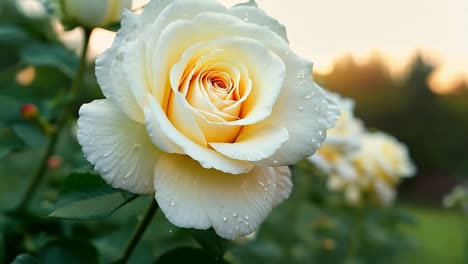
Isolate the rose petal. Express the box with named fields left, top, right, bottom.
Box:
left=146, top=0, right=226, bottom=109
left=95, top=10, right=145, bottom=123
left=162, top=29, right=285, bottom=125
left=77, top=99, right=159, bottom=194
left=167, top=91, right=207, bottom=146
left=210, top=125, right=289, bottom=161
left=228, top=5, right=288, bottom=43
left=154, top=153, right=292, bottom=239
left=146, top=95, right=253, bottom=174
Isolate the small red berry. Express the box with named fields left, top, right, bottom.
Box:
left=21, top=103, right=39, bottom=119
left=47, top=155, right=62, bottom=170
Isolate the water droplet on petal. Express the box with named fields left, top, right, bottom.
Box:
left=233, top=212, right=238, bottom=218
left=244, top=216, right=249, bottom=220
left=116, top=53, right=124, bottom=61
left=170, top=200, right=176, bottom=206
left=298, top=106, right=304, bottom=111
left=223, top=217, right=227, bottom=222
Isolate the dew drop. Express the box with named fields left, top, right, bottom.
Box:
left=116, top=53, right=124, bottom=61
left=244, top=216, right=249, bottom=220
left=233, top=212, right=238, bottom=218
left=245, top=222, right=249, bottom=226
left=305, top=94, right=312, bottom=99
left=228, top=230, right=233, bottom=234
left=235, top=226, right=239, bottom=230
left=170, top=200, right=176, bottom=206
left=273, top=160, right=278, bottom=164
left=238, top=218, right=242, bottom=222
left=298, top=106, right=304, bottom=111
left=168, top=228, right=173, bottom=233
left=223, top=217, right=227, bottom=222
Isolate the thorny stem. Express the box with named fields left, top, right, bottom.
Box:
left=120, top=198, right=159, bottom=263
left=16, top=28, right=92, bottom=212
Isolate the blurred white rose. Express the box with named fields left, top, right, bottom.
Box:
left=308, top=92, right=364, bottom=205
left=77, top=0, right=338, bottom=239
left=352, top=132, right=416, bottom=205
left=308, top=92, right=415, bottom=206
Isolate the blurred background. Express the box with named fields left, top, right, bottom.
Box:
left=1, top=0, right=467, bottom=263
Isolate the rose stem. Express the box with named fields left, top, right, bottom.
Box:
left=120, top=198, right=159, bottom=263
left=16, top=28, right=92, bottom=212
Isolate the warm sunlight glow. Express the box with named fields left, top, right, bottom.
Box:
left=429, top=68, right=467, bottom=95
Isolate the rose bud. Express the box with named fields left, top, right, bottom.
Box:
left=21, top=103, right=39, bottom=120
left=47, top=155, right=63, bottom=170
left=43, top=0, right=132, bottom=29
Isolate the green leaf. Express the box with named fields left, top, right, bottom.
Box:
left=0, top=96, right=22, bottom=122
left=0, top=126, right=24, bottom=159
left=49, top=172, right=138, bottom=220
left=20, top=43, right=78, bottom=78
left=0, top=25, right=30, bottom=45
left=191, top=228, right=228, bottom=258
left=12, top=254, right=41, bottom=264
left=11, top=123, right=46, bottom=148
left=154, top=247, right=230, bottom=264
left=38, top=239, right=99, bottom=264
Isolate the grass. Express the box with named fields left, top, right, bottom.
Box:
left=403, top=206, right=466, bottom=264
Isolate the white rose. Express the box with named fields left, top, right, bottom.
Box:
left=77, top=0, right=338, bottom=239
left=44, top=0, right=132, bottom=28
left=323, top=92, right=364, bottom=150
left=352, top=132, right=416, bottom=205
left=307, top=92, right=363, bottom=196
